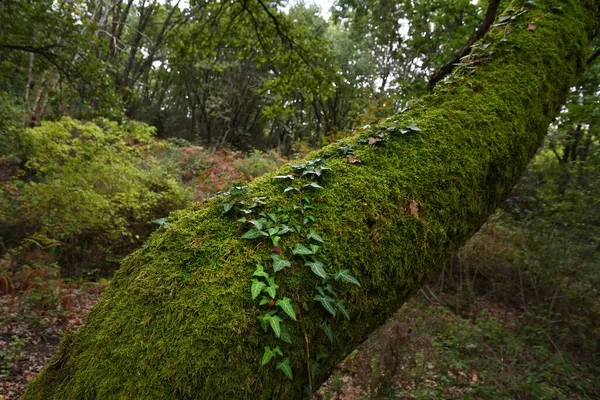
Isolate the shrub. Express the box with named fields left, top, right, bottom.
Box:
left=0, top=117, right=188, bottom=276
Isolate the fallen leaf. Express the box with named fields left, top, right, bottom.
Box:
left=368, top=137, right=378, bottom=145
left=409, top=200, right=419, bottom=218
left=527, top=23, right=537, bottom=31
left=347, top=155, right=362, bottom=164
left=271, top=246, right=282, bottom=255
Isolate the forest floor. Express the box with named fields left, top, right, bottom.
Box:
left=1, top=217, right=598, bottom=399
left=0, top=285, right=102, bottom=399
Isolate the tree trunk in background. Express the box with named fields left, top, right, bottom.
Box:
left=23, top=1, right=600, bottom=398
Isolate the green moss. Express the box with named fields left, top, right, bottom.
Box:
left=23, top=1, right=600, bottom=398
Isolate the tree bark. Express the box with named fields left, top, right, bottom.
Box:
left=23, top=1, right=600, bottom=399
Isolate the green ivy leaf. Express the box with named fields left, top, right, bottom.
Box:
left=242, top=229, right=267, bottom=239
left=268, top=314, right=283, bottom=338
left=261, top=346, right=278, bottom=366
left=251, top=280, right=266, bottom=300
left=320, top=321, right=334, bottom=343
left=276, top=297, right=297, bottom=321
left=264, top=277, right=279, bottom=298
left=310, top=244, right=320, bottom=254
left=276, top=358, right=293, bottom=380
left=399, top=122, right=421, bottom=134
left=284, top=186, right=298, bottom=193
left=259, top=296, right=269, bottom=306
left=334, top=270, right=360, bottom=286
left=267, top=227, right=279, bottom=236
left=278, top=225, right=292, bottom=235
left=253, top=265, right=269, bottom=279
left=248, top=219, right=264, bottom=230
left=223, top=202, right=234, bottom=213
left=280, top=323, right=292, bottom=344
left=305, top=260, right=327, bottom=279
left=271, top=235, right=281, bottom=247
left=314, top=295, right=337, bottom=316
left=303, top=182, right=323, bottom=189
left=306, top=230, right=324, bottom=243
left=292, top=243, right=313, bottom=255
left=271, top=254, right=291, bottom=272
left=336, top=301, right=351, bottom=320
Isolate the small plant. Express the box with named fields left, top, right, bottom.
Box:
left=221, top=156, right=360, bottom=384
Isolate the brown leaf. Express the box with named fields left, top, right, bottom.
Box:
left=368, top=137, right=378, bottom=145
left=527, top=23, right=537, bottom=31
left=347, top=155, right=362, bottom=164
left=271, top=246, right=283, bottom=255
left=409, top=200, right=419, bottom=218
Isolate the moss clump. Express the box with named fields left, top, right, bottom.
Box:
left=23, top=1, right=600, bottom=398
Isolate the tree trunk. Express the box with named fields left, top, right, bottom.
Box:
left=23, top=1, right=600, bottom=399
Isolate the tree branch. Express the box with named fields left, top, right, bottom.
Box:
left=428, top=0, right=501, bottom=89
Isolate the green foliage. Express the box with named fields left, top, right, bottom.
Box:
left=0, top=117, right=187, bottom=275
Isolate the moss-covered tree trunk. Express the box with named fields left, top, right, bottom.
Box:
left=24, top=1, right=600, bottom=398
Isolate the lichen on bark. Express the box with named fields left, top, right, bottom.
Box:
left=23, top=1, right=600, bottom=398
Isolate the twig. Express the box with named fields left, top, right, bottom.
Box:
left=297, top=307, right=313, bottom=393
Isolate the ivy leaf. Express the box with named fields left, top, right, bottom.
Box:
left=152, top=218, right=169, bottom=227
left=237, top=217, right=247, bottom=223
left=257, top=315, right=269, bottom=332
left=261, top=346, right=279, bottom=366
left=336, top=301, right=351, bottom=320
left=306, top=230, right=324, bottom=243
left=251, top=280, right=266, bottom=300
left=303, top=216, right=315, bottom=225
left=303, top=182, right=323, bottom=189
left=292, top=243, right=313, bottom=255
left=264, top=283, right=279, bottom=299
left=259, top=296, right=269, bottom=306
left=267, top=227, right=279, bottom=236
left=242, top=229, right=267, bottom=239
left=274, top=174, right=295, bottom=180
left=271, top=235, right=281, bottom=247
left=223, top=202, right=234, bottom=213
left=276, top=297, right=297, bottom=321
left=253, top=265, right=269, bottom=279
left=406, top=122, right=421, bottom=132
left=334, top=270, right=360, bottom=286
left=314, top=295, right=337, bottom=316
left=271, top=254, right=291, bottom=272
left=280, top=323, right=292, bottom=344
left=268, top=314, right=283, bottom=338
left=306, top=260, right=327, bottom=279
left=284, top=186, right=298, bottom=193
left=277, top=225, right=292, bottom=235
left=251, top=218, right=268, bottom=230
left=310, top=244, right=320, bottom=254
left=276, top=358, right=293, bottom=380
left=320, top=321, right=334, bottom=343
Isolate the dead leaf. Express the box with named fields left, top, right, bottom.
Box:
left=271, top=246, right=282, bottom=255
left=527, top=23, right=537, bottom=31
left=409, top=200, right=419, bottom=218
left=368, top=137, right=378, bottom=145
left=347, top=155, right=362, bottom=164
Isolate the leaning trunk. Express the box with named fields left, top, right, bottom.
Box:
left=24, top=1, right=600, bottom=398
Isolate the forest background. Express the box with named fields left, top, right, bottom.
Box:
left=0, top=0, right=599, bottom=398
